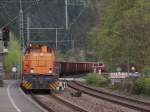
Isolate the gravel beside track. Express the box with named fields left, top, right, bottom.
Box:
left=55, top=88, right=140, bottom=112
left=68, top=81, right=150, bottom=112
left=31, top=93, right=55, bottom=112
left=51, top=93, right=89, bottom=112
left=31, top=93, right=88, bottom=112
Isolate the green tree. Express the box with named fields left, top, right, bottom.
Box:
left=87, top=0, right=135, bottom=70
left=4, top=33, right=21, bottom=73
left=87, top=0, right=150, bottom=72
left=120, top=0, right=150, bottom=73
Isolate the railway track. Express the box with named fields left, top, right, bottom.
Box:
left=68, top=81, right=150, bottom=112
left=30, top=92, right=89, bottom=112
left=30, top=93, right=55, bottom=112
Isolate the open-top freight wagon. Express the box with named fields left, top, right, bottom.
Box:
left=57, top=61, right=105, bottom=77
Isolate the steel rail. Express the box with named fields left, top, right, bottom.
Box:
left=31, top=92, right=89, bottom=112
left=74, top=81, right=150, bottom=106
left=50, top=93, right=89, bottom=112
left=30, top=93, right=56, bottom=112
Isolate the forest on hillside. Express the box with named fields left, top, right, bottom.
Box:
left=87, top=0, right=150, bottom=73
left=0, top=0, right=97, bottom=51
left=0, top=0, right=150, bottom=73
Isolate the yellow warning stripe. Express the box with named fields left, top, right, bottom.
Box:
left=49, top=81, right=59, bottom=90
left=49, top=83, right=56, bottom=89
left=25, top=83, right=31, bottom=89
left=26, top=83, right=32, bottom=89
left=49, top=85, right=55, bottom=90
left=22, top=81, right=28, bottom=87
left=22, top=80, right=32, bottom=89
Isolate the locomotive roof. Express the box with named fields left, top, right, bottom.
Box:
left=24, top=44, right=55, bottom=53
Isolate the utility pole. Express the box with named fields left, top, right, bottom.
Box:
left=72, top=40, right=74, bottom=52
left=27, top=16, right=30, bottom=44
left=56, top=29, right=58, bottom=49
left=19, top=0, right=24, bottom=50
left=65, top=0, right=69, bottom=30
left=19, top=0, right=24, bottom=78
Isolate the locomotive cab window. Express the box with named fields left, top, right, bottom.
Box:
left=30, top=48, right=41, bottom=53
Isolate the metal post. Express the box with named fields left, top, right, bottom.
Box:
left=27, top=16, right=30, bottom=44
left=65, top=0, right=69, bottom=30
left=72, top=40, right=74, bottom=52
left=19, top=0, right=24, bottom=79
left=127, top=33, right=130, bottom=75
left=20, top=0, right=24, bottom=49
left=56, top=29, right=58, bottom=49
left=128, top=55, right=130, bottom=74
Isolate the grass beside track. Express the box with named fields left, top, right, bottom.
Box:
left=85, top=73, right=110, bottom=87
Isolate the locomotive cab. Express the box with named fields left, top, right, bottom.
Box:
left=23, top=45, right=55, bottom=75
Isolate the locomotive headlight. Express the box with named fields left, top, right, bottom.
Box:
left=30, top=68, right=34, bottom=73
left=48, top=68, right=52, bottom=73
left=40, top=53, right=44, bottom=56
left=48, top=70, right=52, bottom=73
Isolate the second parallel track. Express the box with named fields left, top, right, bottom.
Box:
left=68, top=81, right=150, bottom=112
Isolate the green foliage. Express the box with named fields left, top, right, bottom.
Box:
left=4, top=33, right=21, bottom=73
left=144, top=78, right=150, bottom=95
left=85, top=73, right=110, bottom=87
left=56, top=50, right=85, bottom=62
left=133, top=78, right=145, bottom=94
left=87, top=0, right=150, bottom=72
left=133, top=77, right=150, bottom=96
left=144, top=66, right=150, bottom=76
left=56, top=51, right=65, bottom=61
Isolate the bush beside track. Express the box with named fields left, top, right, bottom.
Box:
left=85, top=73, right=150, bottom=97
left=4, top=33, right=21, bottom=73
left=85, top=73, right=110, bottom=87
left=133, top=77, right=150, bottom=96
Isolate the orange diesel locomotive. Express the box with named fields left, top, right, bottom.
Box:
left=21, top=44, right=59, bottom=90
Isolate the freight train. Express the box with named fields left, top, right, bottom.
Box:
left=21, top=44, right=105, bottom=90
